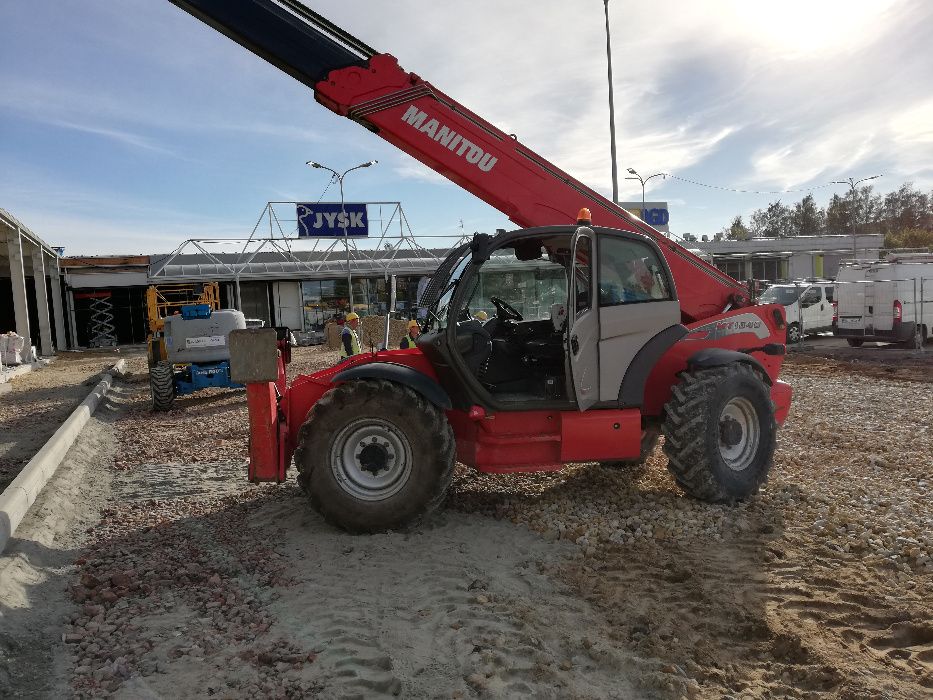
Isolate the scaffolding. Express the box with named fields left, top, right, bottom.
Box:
left=148, top=201, right=474, bottom=310
left=87, top=295, right=117, bottom=347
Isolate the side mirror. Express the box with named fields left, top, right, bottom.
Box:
left=470, top=233, right=493, bottom=264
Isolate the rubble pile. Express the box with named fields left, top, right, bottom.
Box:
left=64, top=491, right=320, bottom=698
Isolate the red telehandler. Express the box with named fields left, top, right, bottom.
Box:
left=169, top=0, right=793, bottom=532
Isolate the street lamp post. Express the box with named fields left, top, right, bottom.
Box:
left=306, top=160, right=378, bottom=310
left=603, top=0, right=619, bottom=203
left=625, top=167, right=666, bottom=209
left=831, top=174, right=881, bottom=260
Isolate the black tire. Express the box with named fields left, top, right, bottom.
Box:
left=846, top=338, right=864, bottom=347
left=786, top=322, right=802, bottom=344
left=600, top=426, right=660, bottom=469
left=294, top=379, right=455, bottom=533
left=662, top=364, right=776, bottom=502
left=901, top=327, right=923, bottom=350
left=149, top=361, right=176, bottom=411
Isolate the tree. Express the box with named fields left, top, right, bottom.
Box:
left=825, top=193, right=850, bottom=233
left=750, top=201, right=793, bottom=238
left=791, top=194, right=825, bottom=236
left=878, top=184, right=932, bottom=236
left=718, top=182, right=933, bottom=242
left=828, top=185, right=883, bottom=234
left=722, top=215, right=751, bottom=241
left=884, top=228, right=933, bottom=250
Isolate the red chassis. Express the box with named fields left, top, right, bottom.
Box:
left=246, top=306, right=792, bottom=483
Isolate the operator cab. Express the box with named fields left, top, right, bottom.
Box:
left=419, top=223, right=679, bottom=411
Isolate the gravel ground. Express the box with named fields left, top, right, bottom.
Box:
left=2, top=346, right=930, bottom=698
left=0, top=349, right=144, bottom=491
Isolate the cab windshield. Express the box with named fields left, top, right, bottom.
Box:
left=428, top=250, right=472, bottom=330
left=759, top=286, right=801, bottom=306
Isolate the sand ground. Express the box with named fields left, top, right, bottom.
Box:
left=0, top=346, right=930, bottom=698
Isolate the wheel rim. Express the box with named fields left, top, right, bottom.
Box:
left=718, top=397, right=760, bottom=472
left=330, top=417, right=412, bottom=501
left=787, top=324, right=801, bottom=343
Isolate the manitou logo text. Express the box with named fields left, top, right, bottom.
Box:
left=401, top=105, right=498, bottom=173
left=686, top=313, right=769, bottom=341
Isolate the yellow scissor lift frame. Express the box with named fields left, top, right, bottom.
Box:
left=146, top=282, right=221, bottom=365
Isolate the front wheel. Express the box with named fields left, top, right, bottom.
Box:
left=786, top=322, right=802, bottom=344
left=294, top=379, right=455, bottom=533
left=662, top=364, right=776, bottom=502
left=149, top=361, right=175, bottom=411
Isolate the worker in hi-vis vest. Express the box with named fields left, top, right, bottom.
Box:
left=400, top=319, right=420, bottom=349
left=340, top=312, right=362, bottom=359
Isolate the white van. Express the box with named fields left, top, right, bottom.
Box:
left=757, top=282, right=835, bottom=343
left=833, top=254, right=933, bottom=348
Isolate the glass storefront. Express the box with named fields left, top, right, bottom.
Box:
left=300, top=275, right=430, bottom=329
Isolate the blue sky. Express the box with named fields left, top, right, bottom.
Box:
left=1, top=0, right=931, bottom=255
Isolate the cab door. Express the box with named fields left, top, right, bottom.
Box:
left=595, top=233, right=681, bottom=405
left=568, top=228, right=600, bottom=410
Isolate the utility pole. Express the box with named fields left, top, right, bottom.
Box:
left=625, top=168, right=666, bottom=209
left=306, top=160, right=378, bottom=309
left=603, top=0, right=619, bottom=203
left=832, top=175, right=881, bottom=259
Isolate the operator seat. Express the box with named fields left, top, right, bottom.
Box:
left=455, top=318, right=491, bottom=375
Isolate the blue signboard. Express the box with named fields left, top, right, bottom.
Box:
left=297, top=202, right=369, bottom=237
left=643, top=208, right=669, bottom=226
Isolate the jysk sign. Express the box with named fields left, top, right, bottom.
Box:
left=297, top=203, right=369, bottom=237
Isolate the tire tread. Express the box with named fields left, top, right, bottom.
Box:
left=661, top=364, right=773, bottom=503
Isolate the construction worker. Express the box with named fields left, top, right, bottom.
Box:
left=400, top=319, right=420, bottom=349
left=340, top=312, right=362, bottom=359
left=473, top=310, right=488, bottom=322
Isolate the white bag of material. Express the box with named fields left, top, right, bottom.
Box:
left=0, top=333, right=25, bottom=365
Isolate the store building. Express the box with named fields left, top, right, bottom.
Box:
left=0, top=209, right=67, bottom=357
left=692, top=233, right=884, bottom=282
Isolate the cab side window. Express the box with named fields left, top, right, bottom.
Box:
left=824, top=287, right=834, bottom=303
left=599, top=236, right=672, bottom=306
left=574, top=236, right=591, bottom=316
left=800, top=287, right=821, bottom=306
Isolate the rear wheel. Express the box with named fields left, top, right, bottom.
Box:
left=786, top=322, right=802, bottom=344
left=662, top=364, right=775, bottom=502
left=149, top=361, right=175, bottom=411
left=294, top=379, right=455, bottom=533
left=902, top=326, right=924, bottom=349
left=846, top=338, right=864, bottom=347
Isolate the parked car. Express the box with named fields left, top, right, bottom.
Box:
left=758, top=281, right=835, bottom=343
left=833, top=254, right=933, bottom=348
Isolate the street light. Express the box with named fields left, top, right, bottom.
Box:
left=305, top=159, right=378, bottom=309
left=625, top=167, right=666, bottom=209
left=831, top=174, right=881, bottom=259
left=603, top=0, right=619, bottom=203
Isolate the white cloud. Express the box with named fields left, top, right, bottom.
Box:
left=3, top=0, right=932, bottom=253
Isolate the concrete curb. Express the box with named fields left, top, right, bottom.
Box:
left=0, top=359, right=126, bottom=553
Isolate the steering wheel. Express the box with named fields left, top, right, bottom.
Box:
left=490, top=296, right=523, bottom=321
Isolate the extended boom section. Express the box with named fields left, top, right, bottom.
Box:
left=167, top=0, right=749, bottom=322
